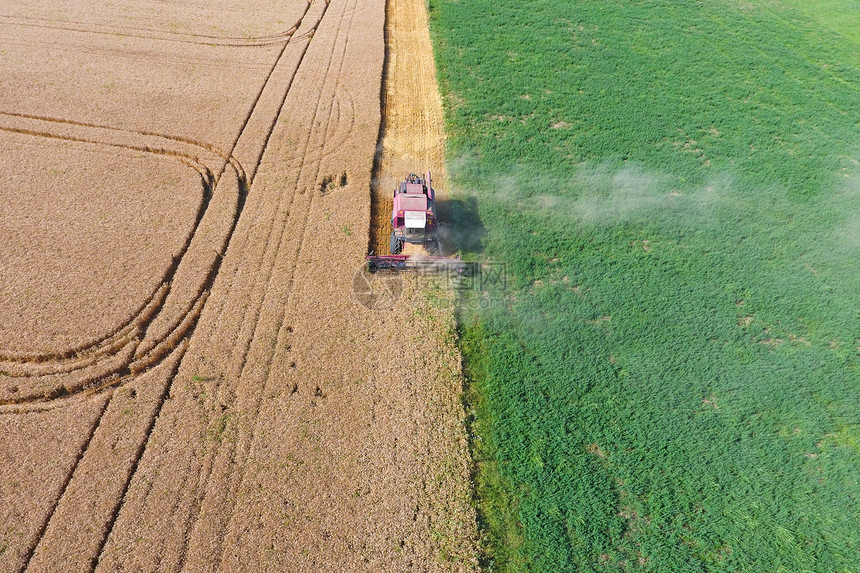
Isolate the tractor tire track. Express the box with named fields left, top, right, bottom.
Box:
left=25, top=343, right=187, bottom=573
left=177, top=3, right=341, bottom=567
left=213, top=0, right=338, bottom=396
left=14, top=395, right=110, bottom=571
left=2, top=0, right=479, bottom=571
left=181, top=3, right=359, bottom=569
left=1, top=114, right=239, bottom=570
left=0, top=12, right=303, bottom=48
left=0, top=0, right=320, bottom=408
left=184, top=1, right=327, bottom=360
left=84, top=2, right=329, bottom=565
left=1, top=4, right=321, bottom=571
left=83, top=3, right=335, bottom=570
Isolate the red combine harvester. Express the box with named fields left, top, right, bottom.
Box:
left=389, top=172, right=438, bottom=255
left=366, top=172, right=463, bottom=273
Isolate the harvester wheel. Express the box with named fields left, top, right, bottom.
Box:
left=390, top=232, right=402, bottom=255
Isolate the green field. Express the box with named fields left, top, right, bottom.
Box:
left=428, top=0, right=860, bottom=570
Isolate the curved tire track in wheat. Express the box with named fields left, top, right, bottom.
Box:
left=0, top=114, right=241, bottom=407
left=0, top=5, right=306, bottom=48
left=13, top=2, right=339, bottom=570
left=0, top=2, right=322, bottom=570
left=0, top=0, right=328, bottom=409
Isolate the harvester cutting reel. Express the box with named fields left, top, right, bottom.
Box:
left=365, top=254, right=465, bottom=274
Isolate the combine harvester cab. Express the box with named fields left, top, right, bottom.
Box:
left=389, top=172, right=438, bottom=255
left=367, top=171, right=464, bottom=274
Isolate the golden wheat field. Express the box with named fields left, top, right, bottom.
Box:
left=0, top=0, right=476, bottom=570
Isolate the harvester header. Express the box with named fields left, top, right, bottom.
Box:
left=365, top=253, right=464, bottom=273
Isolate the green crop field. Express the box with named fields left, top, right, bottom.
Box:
left=428, top=0, right=860, bottom=571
